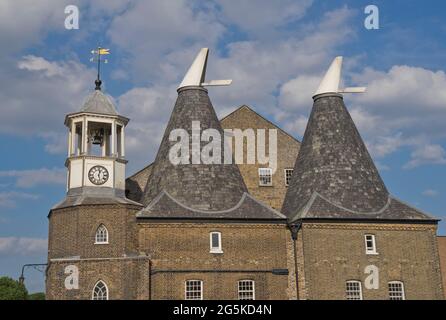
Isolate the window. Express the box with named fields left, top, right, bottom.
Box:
left=346, top=281, right=363, bottom=300
left=95, top=224, right=109, bottom=244
left=210, top=232, right=223, bottom=253
left=92, top=280, right=108, bottom=300
left=388, top=281, right=405, bottom=300
left=364, top=234, right=377, bottom=254
left=259, top=168, right=272, bottom=186
left=185, top=280, right=203, bottom=300
left=238, top=280, right=255, bottom=300
left=284, top=169, right=294, bottom=186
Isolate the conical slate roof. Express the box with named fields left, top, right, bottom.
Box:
left=282, top=93, right=389, bottom=217
left=141, top=86, right=248, bottom=211
left=80, top=90, right=118, bottom=116
left=282, top=92, right=435, bottom=222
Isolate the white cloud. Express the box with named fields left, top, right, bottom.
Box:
left=0, top=237, right=47, bottom=255
left=118, top=85, right=177, bottom=171
left=0, top=192, right=39, bottom=208
left=0, top=0, right=64, bottom=55
left=275, top=64, right=446, bottom=166
left=107, top=0, right=225, bottom=83
left=4, top=2, right=446, bottom=173
left=0, top=55, right=95, bottom=140
left=0, top=168, right=66, bottom=188
left=404, top=144, right=446, bottom=169
left=422, top=189, right=439, bottom=197
left=283, top=115, right=309, bottom=138
left=216, top=0, right=313, bottom=33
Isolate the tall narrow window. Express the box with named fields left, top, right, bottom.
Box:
left=95, top=224, right=109, bottom=244
left=346, top=281, right=363, bottom=300
left=259, top=168, right=272, bottom=186
left=185, top=280, right=203, bottom=300
left=210, top=232, right=223, bottom=253
left=92, top=280, right=108, bottom=300
left=364, top=234, right=377, bottom=254
left=238, top=280, right=255, bottom=300
left=388, top=281, right=405, bottom=300
left=284, top=169, right=294, bottom=186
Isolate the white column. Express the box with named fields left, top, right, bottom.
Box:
left=121, top=125, right=125, bottom=158
left=111, top=121, right=116, bottom=157
left=70, top=121, right=76, bottom=156
left=82, top=118, right=88, bottom=155
left=68, top=126, right=72, bottom=157
left=102, top=138, right=106, bottom=157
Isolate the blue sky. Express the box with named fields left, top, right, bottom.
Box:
left=1, top=0, right=446, bottom=293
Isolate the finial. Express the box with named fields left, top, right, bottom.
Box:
left=95, top=79, right=102, bottom=90
left=178, top=48, right=232, bottom=90
left=313, top=56, right=366, bottom=97
left=90, top=46, right=110, bottom=91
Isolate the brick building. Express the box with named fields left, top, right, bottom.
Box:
left=46, top=50, right=444, bottom=300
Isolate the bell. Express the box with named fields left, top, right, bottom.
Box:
left=91, top=128, right=104, bottom=145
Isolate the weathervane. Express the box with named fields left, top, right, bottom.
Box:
left=178, top=48, right=232, bottom=90
left=313, top=56, right=366, bottom=97
left=90, top=46, right=110, bottom=90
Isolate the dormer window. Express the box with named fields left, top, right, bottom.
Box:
left=95, top=224, right=109, bottom=244
left=210, top=232, right=222, bottom=253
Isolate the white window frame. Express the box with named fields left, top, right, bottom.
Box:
left=185, top=280, right=203, bottom=300
left=388, top=281, right=405, bottom=300
left=345, top=280, right=363, bottom=300
left=364, top=234, right=377, bottom=255
left=210, top=231, right=223, bottom=254
left=94, top=224, right=109, bottom=244
left=91, top=280, right=109, bottom=300
left=284, top=168, right=294, bottom=186
left=258, top=168, right=273, bottom=186
left=238, top=280, right=255, bottom=300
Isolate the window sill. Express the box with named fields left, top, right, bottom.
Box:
left=366, top=252, right=379, bottom=255
left=210, top=250, right=223, bottom=254
left=94, top=242, right=109, bottom=245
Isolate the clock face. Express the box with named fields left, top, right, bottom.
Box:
left=88, top=165, right=109, bottom=185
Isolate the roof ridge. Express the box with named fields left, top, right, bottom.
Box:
left=127, top=162, right=153, bottom=179
left=220, top=104, right=301, bottom=143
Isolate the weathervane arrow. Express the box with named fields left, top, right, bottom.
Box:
left=90, top=46, right=110, bottom=90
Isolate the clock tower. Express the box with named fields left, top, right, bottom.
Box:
left=64, top=85, right=128, bottom=196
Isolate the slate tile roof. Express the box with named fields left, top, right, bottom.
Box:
left=141, top=87, right=248, bottom=211
left=138, top=190, right=286, bottom=220
left=282, top=93, right=435, bottom=222
left=80, top=90, right=118, bottom=116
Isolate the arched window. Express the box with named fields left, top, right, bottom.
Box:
left=92, top=280, right=109, bottom=300
left=95, top=224, right=109, bottom=244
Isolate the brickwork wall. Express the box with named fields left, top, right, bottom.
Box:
left=139, top=222, right=291, bottom=300
left=48, top=204, right=141, bottom=259
left=437, top=236, right=446, bottom=298
left=125, top=164, right=153, bottom=203
left=46, top=257, right=150, bottom=300
left=298, top=222, right=444, bottom=300
left=220, top=106, right=300, bottom=210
